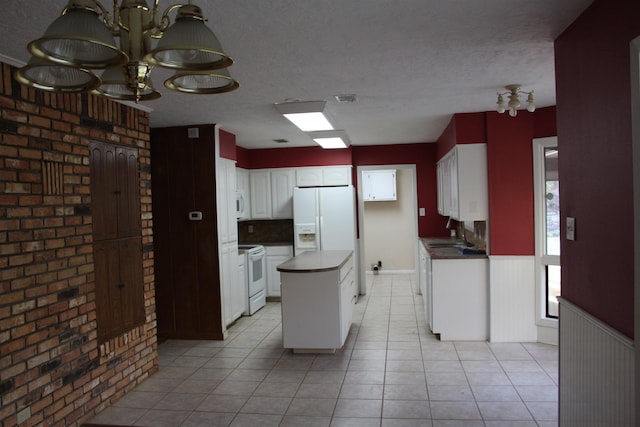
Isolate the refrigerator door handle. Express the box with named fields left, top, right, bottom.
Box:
left=317, top=215, right=322, bottom=250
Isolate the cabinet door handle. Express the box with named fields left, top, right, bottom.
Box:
left=117, top=282, right=125, bottom=289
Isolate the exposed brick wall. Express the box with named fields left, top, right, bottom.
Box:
left=0, top=62, right=158, bottom=427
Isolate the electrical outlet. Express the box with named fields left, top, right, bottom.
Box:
left=419, top=207, right=425, bottom=217
left=566, top=217, right=576, bottom=240
left=248, top=225, right=254, bottom=233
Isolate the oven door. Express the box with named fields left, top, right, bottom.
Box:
left=247, top=248, right=266, bottom=297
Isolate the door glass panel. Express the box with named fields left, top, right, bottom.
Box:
left=544, top=148, right=560, bottom=256
left=546, top=265, right=561, bottom=318
left=543, top=147, right=560, bottom=319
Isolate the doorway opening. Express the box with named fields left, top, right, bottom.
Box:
left=356, top=165, right=419, bottom=295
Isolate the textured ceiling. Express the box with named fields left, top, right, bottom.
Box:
left=0, top=0, right=593, bottom=149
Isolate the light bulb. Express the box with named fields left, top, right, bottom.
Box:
left=509, top=108, right=517, bottom=117
left=526, top=92, right=535, bottom=112
left=496, top=94, right=506, bottom=113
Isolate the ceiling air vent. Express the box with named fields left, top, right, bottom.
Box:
left=273, top=139, right=289, bottom=143
left=334, top=93, right=357, bottom=103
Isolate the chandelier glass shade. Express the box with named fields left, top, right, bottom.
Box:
left=16, top=0, right=238, bottom=102
left=496, top=85, right=535, bottom=117
left=165, top=68, right=240, bottom=94
left=15, top=57, right=101, bottom=92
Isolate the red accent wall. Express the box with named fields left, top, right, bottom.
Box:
left=436, top=113, right=487, bottom=160
left=219, top=128, right=237, bottom=160
left=486, top=112, right=536, bottom=255
left=555, top=0, right=639, bottom=338
left=242, top=145, right=353, bottom=169
left=236, top=146, right=250, bottom=168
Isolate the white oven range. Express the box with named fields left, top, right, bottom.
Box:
left=238, top=244, right=266, bottom=315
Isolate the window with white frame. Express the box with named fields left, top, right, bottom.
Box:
left=534, top=137, right=560, bottom=320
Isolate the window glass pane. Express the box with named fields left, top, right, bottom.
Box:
left=546, top=265, right=561, bottom=318
left=544, top=148, right=560, bottom=256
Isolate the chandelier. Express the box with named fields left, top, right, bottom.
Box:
left=15, top=0, right=239, bottom=102
left=496, top=85, right=535, bottom=117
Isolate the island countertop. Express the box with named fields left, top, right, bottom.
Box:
left=277, top=250, right=353, bottom=273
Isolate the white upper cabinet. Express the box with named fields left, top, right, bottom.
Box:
left=296, top=166, right=351, bottom=187
left=249, top=168, right=295, bottom=219
left=362, top=169, right=397, bottom=201
left=322, top=166, right=351, bottom=186
left=250, top=170, right=272, bottom=219
left=437, top=143, right=488, bottom=221
left=296, top=167, right=324, bottom=187
left=436, top=159, right=451, bottom=216
left=271, top=168, right=295, bottom=218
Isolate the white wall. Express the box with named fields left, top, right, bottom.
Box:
left=362, top=167, right=416, bottom=272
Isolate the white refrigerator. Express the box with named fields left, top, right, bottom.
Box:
left=293, top=186, right=362, bottom=293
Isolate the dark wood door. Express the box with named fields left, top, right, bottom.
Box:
left=90, top=142, right=119, bottom=241
left=90, top=141, right=144, bottom=342
left=151, top=125, right=223, bottom=339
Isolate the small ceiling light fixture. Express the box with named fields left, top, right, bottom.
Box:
left=274, top=100, right=335, bottom=132
left=496, top=85, right=535, bottom=117
left=309, top=130, right=350, bottom=149
left=15, top=0, right=238, bottom=102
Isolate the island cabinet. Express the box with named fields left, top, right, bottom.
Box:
left=277, top=250, right=356, bottom=352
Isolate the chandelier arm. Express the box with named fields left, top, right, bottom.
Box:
left=148, top=0, right=161, bottom=33
left=155, top=4, right=185, bottom=34
left=84, top=0, right=117, bottom=32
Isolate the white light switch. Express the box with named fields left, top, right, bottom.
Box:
left=419, top=207, right=425, bottom=217
left=566, top=217, right=576, bottom=240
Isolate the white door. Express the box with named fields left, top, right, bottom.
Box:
left=534, top=137, right=561, bottom=322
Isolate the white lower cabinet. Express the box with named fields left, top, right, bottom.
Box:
left=428, top=257, right=488, bottom=340
left=266, top=245, right=293, bottom=297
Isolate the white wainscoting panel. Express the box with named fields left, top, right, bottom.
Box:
left=488, top=256, right=537, bottom=342
left=559, top=298, right=635, bottom=426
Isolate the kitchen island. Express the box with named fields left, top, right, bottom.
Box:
left=277, top=250, right=356, bottom=353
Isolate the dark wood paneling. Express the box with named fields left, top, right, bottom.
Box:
left=151, top=125, right=223, bottom=340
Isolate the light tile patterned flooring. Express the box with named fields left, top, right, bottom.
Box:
left=88, top=274, right=558, bottom=427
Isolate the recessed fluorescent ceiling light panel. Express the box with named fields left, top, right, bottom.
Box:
left=275, top=101, right=334, bottom=132
left=309, top=130, right=350, bottom=149
left=285, top=112, right=333, bottom=131
left=314, top=137, right=348, bottom=149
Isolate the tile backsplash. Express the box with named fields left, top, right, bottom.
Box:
left=237, top=219, right=294, bottom=244
left=456, top=220, right=487, bottom=250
